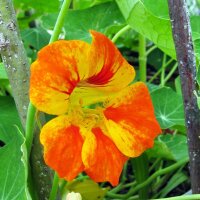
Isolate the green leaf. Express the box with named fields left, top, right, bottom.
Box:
left=0, top=97, right=30, bottom=200
left=73, top=0, right=113, bottom=9
left=41, top=2, right=125, bottom=42
left=21, top=27, right=50, bottom=51
left=194, top=90, right=200, bottom=109
left=151, top=87, right=185, bottom=129
left=147, top=134, right=189, bottom=161
left=174, top=76, right=182, bottom=95
left=0, top=63, right=8, bottom=80
left=14, top=0, right=59, bottom=14
left=66, top=179, right=107, bottom=200
left=0, top=97, right=23, bottom=132
left=116, top=0, right=176, bottom=58
left=141, top=0, right=169, bottom=19
left=191, top=16, right=200, bottom=33
left=116, top=0, right=200, bottom=60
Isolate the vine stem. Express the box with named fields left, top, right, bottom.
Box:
left=163, top=63, right=178, bottom=85
left=49, top=0, right=72, bottom=43
left=25, top=0, right=72, bottom=159
left=125, top=158, right=189, bottom=198
left=25, top=103, right=36, bottom=157
left=148, top=58, right=174, bottom=83
left=146, top=45, right=157, bottom=56
left=131, top=153, right=149, bottom=199
left=152, top=194, right=200, bottom=200
left=138, top=34, right=147, bottom=82
left=106, top=158, right=189, bottom=199
left=49, top=173, right=59, bottom=200
left=111, top=25, right=131, bottom=43
left=25, top=0, right=72, bottom=199
left=160, top=54, right=166, bottom=86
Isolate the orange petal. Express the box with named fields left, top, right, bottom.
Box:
left=82, top=127, right=127, bottom=186
left=40, top=115, right=84, bottom=180
left=30, top=40, right=90, bottom=115
left=103, top=82, right=161, bottom=157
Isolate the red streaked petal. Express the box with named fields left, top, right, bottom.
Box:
left=82, top=127, right=127, bottom=186
left=30, top=40, right=90, bottom=115
left=70, top=31, right=135, bottom=106
left=103, top=82, right=162, bottom=157
left=40, top=115, right=84, bottom=180
left=87, top=31, right=135, bottom=88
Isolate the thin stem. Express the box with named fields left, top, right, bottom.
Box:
left=163, top=63, right=178, bottom=85
left=127, top=158, right=189, bottom=197
left=121, top=161, right=128, bottom=182
left=128, top=158, right=188, bottom=197
left=160, top=54, right=167, bottom=86
left=152, top=194, right=200, bottom=200
left=111, top=25, right=131, bottom=43
left=139, top=34, right=147, bottom=82
left=108, top=183, right=124, bottom=194
left=108, top=158, right=189, bottom=199
left=59, top=180, right=67, bottom=196
left=49, top=173, right=59, bottom=200
left=149, top=158, right=161, bottom=172
left=49, top=0, right=72, bottom=43
left=48, top=0, right=73, bottom=198
left=148, top=58, right=174, bottom=83
left=146, top=45, right=157, bottom=56
left=131, top=153, right=149, bottom=200
left=25, top=0, right=72, bottom=159
left=25, top=103, right=36, bottom=157
left=149, top=68, right=162, bottom=83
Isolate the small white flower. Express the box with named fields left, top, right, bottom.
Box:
left=66, top=192, right=82, bottom=200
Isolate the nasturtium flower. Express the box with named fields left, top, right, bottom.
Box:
left=30, top=31, right=161, bottom=186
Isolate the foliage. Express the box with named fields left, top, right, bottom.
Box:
left=1, top=0, right=200, bottom=199
left=0, top=97, right=30, bottom=200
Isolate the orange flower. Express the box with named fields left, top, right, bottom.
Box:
left=30, top=31, right=161, bottom=186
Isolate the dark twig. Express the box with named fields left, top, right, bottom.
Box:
left=168, top=0, right=200, bottom=193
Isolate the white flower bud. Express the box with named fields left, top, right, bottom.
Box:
left=66, top=192, right=82, bottom=200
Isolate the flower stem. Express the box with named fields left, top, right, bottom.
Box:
left=49, top=0, right=72, bottom=43
left=162, top=63, right=178, bottom=85
left=49, top=173, right=59, bottom=200
left=126, top=158, right=189, bottom=198
left=148, top=58, right=174, bottom=83
left=160, top=54, right=167, bottom=87
left=25, top=103, right=36, bottom=157
left=131, top=153, right=149, bottom=200
left=111, top=25, right=131, bottom=43
left=106, top=158, right=189, bottom=199
left=25, top=0, right=72, bottom=158
left=138, top=34, right=147, bottom=82
left=152, top=194, right=200, bottom=200
left=146, top=45, right=157, bottom=56
left=49, top=0, right=72, bottom=199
